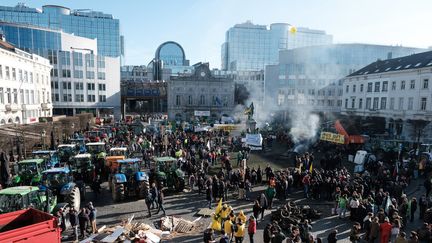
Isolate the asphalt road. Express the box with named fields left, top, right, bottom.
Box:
left=62, top=175, right=427, bottom=243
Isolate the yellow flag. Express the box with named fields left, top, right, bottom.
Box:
left=215, top=198, right=223, bottom=214
left=289, top=26, right=297, bottom=34
left=309, top=162, right=313, bottom=173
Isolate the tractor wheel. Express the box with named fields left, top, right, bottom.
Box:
left=66, top=187, right=81, bottom=211
left=112, top=183, right=125, bottom=202
left=175, top=177, right=185, bottom=192
left=138, top=181, right=150, bottom=199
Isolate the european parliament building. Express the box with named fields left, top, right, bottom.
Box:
left=0, top=4, right=122, bottom=117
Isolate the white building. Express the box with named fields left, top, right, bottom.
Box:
left=0, top=38, right=52, bottom=125
left=341, top=50, right=432, bottom=142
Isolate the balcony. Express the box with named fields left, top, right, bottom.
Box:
left=41, top=103, right=53, bottom=110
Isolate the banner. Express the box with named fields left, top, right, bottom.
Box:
left=194, top=110, right=210, bottom=116
left=214, top=124, right=238, bottom=132
left=245, top=133, right=263, bottom=147
left=319, top=132, right=345, bottom=144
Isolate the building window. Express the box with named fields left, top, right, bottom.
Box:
left=390, top=97, right=395, bottom=110
left=380, top=97, right=387, bottom=110
left=98, top=84, right=106, bottom=91
left=62, top=94, right=72, bottom=102
left=60, top=51, right=71, bottom=66
left=99, top=95, right=106, bottom=102
left=87, top=95, right=95, bottom=102
left=29, top=72, right=33, bottom=83
left=5, top=66, right=10, bottom=80
left=398, top=97, right=404, bottom=110
left=351, top=98, right=355, bottom=108
left=373, top=97, right=379, bottom=109
left=199, top=95, right=205, bottom=105
left=188, top=95, right=193, bottom=105
left=62, top=69, right=71, bottom=78
left=13, top=89, right=18, bottom=104
left=359, top=98, right=363, bottom=109
left=12, top=68, right=16, bottom=80
left=63, top=82, right=71, bottom=90
left=401, top=80, right=405, bottom=90
left=360, top=84, right=363, bottom=92
left=75, top=82, right=84, bottom=90
left=421, top=97, right=427, bottom=110
left=367, top=83, right=372, bottom=92
left=345, top=85, right=349, bottom=93
left=344, top=99, right=348, bottom=108
left=176, top=95, right=181, bottom=106
left=0, top=88, right=3, bottom=104
left=85, top=54, right=95, bottom=67
left=337, top=100, right=342, bottom=107
left=97, top=56, right=105, bottom=69
left=382, top=81, right=388, bottom=92
left=73, top=52, right=83, bottom=66
left=86, top=71, right=95, bottom=79
left=87, top=83, right=95, bottom=90
left=97, top=72, right=106, bottom=80
left=24, top=71, right=28, bottom=82
left=25, top=90, right=29, bottom=104
left=366, top=98, right=371, bottom=109
left=423, top=79, right=429, bottom=89
left=374, top=82, right=380, bottom=92
left=73, top=70, right=83, bottom=79
left=53, top=93, right=59, bottom=102
left=18, top=69, right=22, bottom=81
left=352, top=85, right=356, bottom=93
left=75, top=94, right=84, bottom=102
left=408, top=97, right=414, bottom=110
left=391, top=81, right=396, bottom=90
left=410, top=80, right=415, bottom=89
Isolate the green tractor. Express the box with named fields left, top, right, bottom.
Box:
left=69, top=153, right=96, bottom=185
left=41, top=167, right=83, bottom=211
left=86, top=142, right=107, bottom=179
left=111, top=159, right=150, bottom=202
left=12, top=159, right=47, bottom=186
left=151, top=157, right=185, bottom=192
left=0, top=186, right=57, bottom=214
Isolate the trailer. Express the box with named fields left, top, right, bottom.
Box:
left=0, top=208, right=61, bottom=243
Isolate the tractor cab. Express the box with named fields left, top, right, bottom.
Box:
left=57, top=144, right=79, bottom=165
left=86, top=142, right=106, bottom=179
left=106, top=147, right=128, bottom=172
left=41, top=167, right=81, bottom=211
left=13, top=159, right=46, bottom=186
left=69, top=138, right=86, bottom=153
left=70, top=153, right=95, bottom=184
left=110, top=158, right=149, bottom=202
left=0, top=186, right=56, bottom=214
left=32, top=150, right=60, bottom=168
left=152, top=157, right=185, bottom=191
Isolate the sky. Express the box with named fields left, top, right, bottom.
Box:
left=2, top=0, right=432, bottom=68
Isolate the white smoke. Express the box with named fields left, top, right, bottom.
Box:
left=289, top=111, right=320, bottom=144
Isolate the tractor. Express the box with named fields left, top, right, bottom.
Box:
left=57, top=144, right=79, bottom=165
left=41, top=167, right=82, bottom=211
left=151, top=157, right=185, bottom=192
left=68, top=137, right=87, bottom=153
left=110, top=158, right=149, bottom=202
left=32, top=150, right=60, bottom=168
left=70, top=153, right=96, bottom=186
left=12, top=159, right=47, bottom=186
left=86, top=142, right=107, bottom=179
left=106, top=147, right=128, bottom=174
left=0, top=186, right=57, bottom=214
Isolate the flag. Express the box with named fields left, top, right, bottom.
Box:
left=384, top=196, right=391, bottom=215
left=215, top=198, right=223, bottom=214
left=207, top=140, right=211, bottom=150
left=175, top=149, right=182, bottom=158
left=309, top=162, right=313, bottom=173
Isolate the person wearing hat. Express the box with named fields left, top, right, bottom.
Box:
left=380, top=217, right=392, bottom=243
left=247, top=216, right=256, bottom=243
left=408, top=231, right=418, bottom=243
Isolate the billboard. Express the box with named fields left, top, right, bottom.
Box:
left=194, top=110, right=210, bottom=116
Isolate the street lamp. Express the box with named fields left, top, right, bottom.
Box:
left=41, top=129, right=46, bottom=150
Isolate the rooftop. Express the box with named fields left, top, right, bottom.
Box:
left=348, top=50, right=432, bottom=77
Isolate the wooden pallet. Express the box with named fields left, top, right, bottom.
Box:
left=174, top=219, right=194, bottom=233
left=196, top=208, right=214, bottom=217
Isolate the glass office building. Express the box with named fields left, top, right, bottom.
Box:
left=221, top=21, right=333, bottom=71
left=0, top=3, right=122, bottom=57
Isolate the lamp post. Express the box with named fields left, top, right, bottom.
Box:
left=41, top=129, right=46, bottom=150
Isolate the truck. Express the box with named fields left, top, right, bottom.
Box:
left=0, top=208, right=61, bottom=243
left=353, top=150, right=377, bottom=173
left=0, top=186, right=56, bottom=214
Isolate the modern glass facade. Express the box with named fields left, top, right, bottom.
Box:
left=221, top=21, right=333, bottom=71
left=0, top=4, right=121, bottom=57
left=156, top=41, right=186, bottom=66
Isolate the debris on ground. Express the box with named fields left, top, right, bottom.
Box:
left=80, top=214, right=205, bottom=242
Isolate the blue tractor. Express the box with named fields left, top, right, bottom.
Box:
left=41, top=167, right=84, bottom=211
left=111, top=159, right=150, bottom=202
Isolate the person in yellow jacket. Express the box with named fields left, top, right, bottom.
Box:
left=210, top=213, right=221, bottom=231
left=223, top=218, right=234, bottom=242
left=220, top=204, right=231, bottom=220
left=237, top=210, right=247, bottom=224
left=233, top=218, right=245, bottom=243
